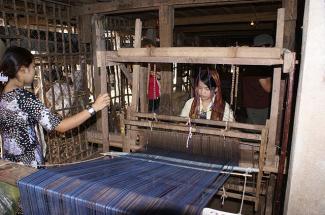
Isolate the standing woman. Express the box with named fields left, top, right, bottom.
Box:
left=180, top=69, right=234, bottom=122
left=0, top=47, right=110, bottom=167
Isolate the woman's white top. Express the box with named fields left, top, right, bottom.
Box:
left=180, top=97, right=234, bottom=122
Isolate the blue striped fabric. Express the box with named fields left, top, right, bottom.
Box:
left=18, top=155, right=230, bottom=215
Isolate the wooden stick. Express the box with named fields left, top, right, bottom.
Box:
left=124, top=120, right=261, bottom=141
left=132, top=112, right=265, bottom=131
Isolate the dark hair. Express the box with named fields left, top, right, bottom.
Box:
left=189, top=68, right=225, bottom=121
left=196, top=70, right=217, bottom=90
left=0, top=46, right=34, bottom=93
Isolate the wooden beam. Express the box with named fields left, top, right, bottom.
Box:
left=267, top=8, right=285, bottom=165
left=91, top=14, right=110, bottom=152
left=117, top=47, right=282, bottom=58
left=130, top=19, right=142, bottom=113
left=101, top=50, right=284, bottom=66
left=79, top=15, right=92, bottom=44
left=101, top=46, right=283, bottom=65
left=119, top=64, right=133, bottom=85
left=139, top=66, right=148, bottom=112
left=159, top=5, right=174, bottom=115
left=275, top=8, right=285, bottom=48
left=124, top=120, right=262, bottom=140
left=100, top=62, right=109, bottom=152
left=92, top=14, right=105, bottom=131
left=283, top=0, right=297, bottom=50
left=133, top=112, right=265, bottom=131
left=86, top=130, right=124, bottom=148
left=72, top=0, right=281, bottom=16
left=175, top=11, right=277, bottom=25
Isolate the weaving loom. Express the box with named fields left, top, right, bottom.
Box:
left=17, top=113, right=247, bottom=215
left=14, top=10, right=290, bottom=213
left=121, top=112, right=268, bottom=212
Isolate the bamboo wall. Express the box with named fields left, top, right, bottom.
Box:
left=0, top=0, right=97, bottom=163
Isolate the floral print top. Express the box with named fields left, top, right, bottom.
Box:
left=0, top=88, right=61, bottom=167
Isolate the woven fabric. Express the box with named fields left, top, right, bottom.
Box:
left=18, top=155, right=229, bottom=215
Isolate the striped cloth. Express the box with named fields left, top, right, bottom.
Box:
left=18, top=155, right=230, bottom=215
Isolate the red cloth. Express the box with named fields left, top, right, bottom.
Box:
left=147, top=74, right=160, bottom=100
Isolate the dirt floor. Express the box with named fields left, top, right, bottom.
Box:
left=208, top=196, right=256, bottom=215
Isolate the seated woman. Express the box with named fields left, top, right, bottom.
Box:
left=180, top=69, right=234, bottom=121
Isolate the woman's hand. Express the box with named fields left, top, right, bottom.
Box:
left=92, top=93, right=110, bottom=112
left=55, top=93, right=110, bottom=133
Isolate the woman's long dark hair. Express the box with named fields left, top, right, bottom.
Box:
left=189, top=69, right=225, bottom=120
left=0, top=46, right=34, bottom=94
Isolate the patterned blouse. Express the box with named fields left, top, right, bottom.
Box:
left=0, top=88, right=61, bottom=167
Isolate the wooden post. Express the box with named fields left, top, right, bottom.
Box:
left=283, top=0, right=297, bottom=50
left=131, top=19, right=142, bottom=113
left=139, top=66, right=148, bottom=112
left=275, top=8, right=285, bottom=48
left=159, top=5, right=174, bottom=114
left=126, top=19, right=142, bottom=152
left=267, top=8, right=285, bottom=164
left=100, top=65, right=109, bottom=152
left=255, top=120, right=269, bottom=211
left=92, top=14, right=110, bottom=151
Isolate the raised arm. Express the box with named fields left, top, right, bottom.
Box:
left=55, top=93, right=110, bottom=133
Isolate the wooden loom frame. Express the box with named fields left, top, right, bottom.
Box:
left=93, top=8, right=296, bottom=213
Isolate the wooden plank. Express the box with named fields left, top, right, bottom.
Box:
left=265, top=9, right=285, bottom=166
left=118, top=48, right=150, bottom=57
left=124, top=120, right=262, bottom=140
left=100, top=66, right=110, bottom=152
left=283, top=51, right=296, bottom=73
left=159, top=5, right=174, bottom=115
left=119, top=64, right=133, bottom=85
left=283, top=0, right=297, bottom=50
left=267, top=67, right=281, bottom=165
left=216, top=190, right=256, bottom=202
left=92, top=14, right=106, bottom=131
left=117, top=47, right=282, bottom=59
left=255, top=121, right=269, bottom=211
left=130, top=19, right=142, bottom=113
left=275, top=8, right=285, bottom=48
left=139, top=66, right=148, bottom=112
left=79, top=15, right=92, bottom=44
left=86, top=131, right=123, bottom=148
left=72, top=0, right=280, bottom=16
left=103, top=51, right=284, bottom=66
left=265, top=173, right=276, bottom=215
left=133, top=112, right=265, bottom=131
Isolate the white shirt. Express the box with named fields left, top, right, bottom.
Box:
left=180, top=97, right=234, bottom=122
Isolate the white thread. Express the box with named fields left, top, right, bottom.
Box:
left=186, top=118, right=192, bottom=148
left=238, top=168, right=248, bottom=215
left=148, top=120, right=153, bottom=131
left=153, top=112, right=158, bottom=122
left=220, top=186, right=228, bottom=206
